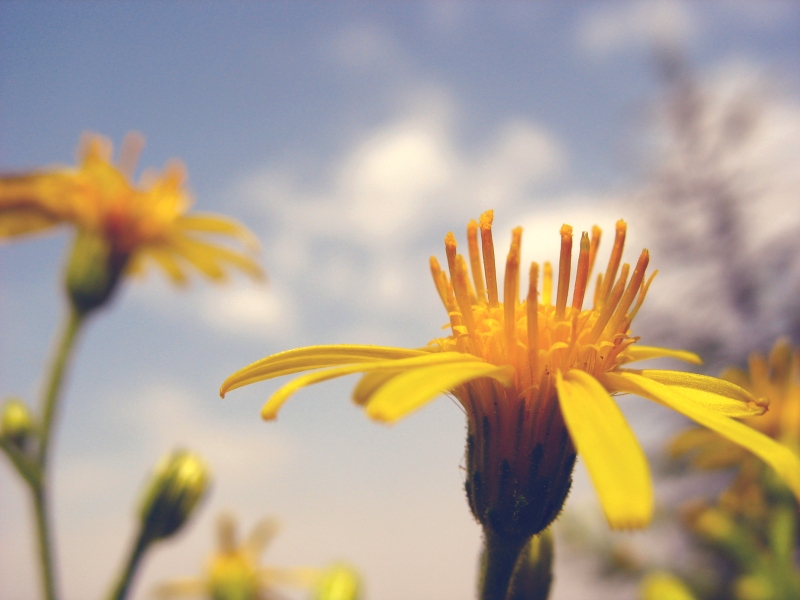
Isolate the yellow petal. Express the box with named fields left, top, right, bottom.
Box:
left=137, top=247, right=189, bottom=284
left=623, top=346, right=702, bottom=365
left=603, top=371, right=800, bottom=502
left=353, top=370, right=402, bottom=406
left=221, top=345, right=429, bottom=397
left=177, top=212, right=261, bottom=250
left=260, top=352, right=483, bottom=420
left=621, top=369, right=767, bottom=417
left=365, top=361, right=514, bottom=423
left=555, top=369, right=653, bottom=529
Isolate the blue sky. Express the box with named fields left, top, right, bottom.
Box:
left=2, top=3, right=800, bottom=600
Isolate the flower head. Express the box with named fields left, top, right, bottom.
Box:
left=672, top=339, right=800, bottom=517
left=221, top=211, right=800, bottom=536
left=1, top=133, right=262, bottom=312
left=154, top=513, right=320, bottom=600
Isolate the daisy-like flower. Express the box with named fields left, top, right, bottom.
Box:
left=672, top=339, right=800, bottom=518
left=221, top=211, right=800, bottom=540
left=0, top=132, right=262, bottom=313
left=154, top=513, right=320, bottom=600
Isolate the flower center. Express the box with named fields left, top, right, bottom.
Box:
left=429, top=211, right=655, bottom=399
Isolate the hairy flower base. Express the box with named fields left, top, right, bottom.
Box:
left=464, top=377, right=576, bottom=538
left=222, top=211, right=800, bottom=534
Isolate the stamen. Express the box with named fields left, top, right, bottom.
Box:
left=467, top=220, right=487, bottom=304
left=542, top=262, right=553, bottom=306
left=555, top=225, right=573, bottom=320
left=527, top=262, right=539, bottom=382
left=587, top=225, right=602, bottom=281
left=571, top=232, right=591, bottom=312
left=629, top=270, right=658, bottom=322
left=445, top=232, right=458, bottom=279
left=587, top=263, right=629, bottom=343
left=458, top=254, right=478, bottom=304
left=479, top=210, right=499, bottom=307
left=597, top=220, right=627, bottom=307
left=429, top=257, right=449, bottom=309
left=605, top=249, right=650, bottom=336
left=504, top=228, right=523, bottom=361
left=453, top=255, right=481, bottom=350
left=592, top=273, right=603, bottom=308
left=118, top=131, right=145, bottom=179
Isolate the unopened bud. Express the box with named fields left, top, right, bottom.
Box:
left=65, top=231, right=126, bottom=315
left=1, top=398, right=34, bottom=450
left=315, top=564, right=362, bottom=600
left=641, top=572, right=697, bottom=600
left=139, top=450, right=209, bottom=543
left=506, top=530, right=553, bottom=600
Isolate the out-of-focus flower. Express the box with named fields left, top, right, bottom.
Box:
left=505, top=530, right=553, bottom=600
left=640, top=572, right=698, bottom=600
left=222, top=211, right=800, bottom=538
left=314, top=564, right=362, bottom=600
left=139, top=450, right=210, bottom=544
left=0, top=132, right=262, bottom=312
left=154, top=513, right=320, bottom=600
left=672, top=339, right=800, bottom=517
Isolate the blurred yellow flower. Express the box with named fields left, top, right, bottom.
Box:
left=0, top=132, right=263, bottom=286
left=672, top=339, right=800, bottom=518
left=154, top=513, right=319, bottom=600
left=222, top=211, right=800, bottom=535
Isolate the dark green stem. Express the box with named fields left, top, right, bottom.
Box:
left=105, top=533, right=151, bottom=600
left=479, top=530, right=527, bottom=600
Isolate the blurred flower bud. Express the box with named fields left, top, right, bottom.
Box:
left=65, top=231, right=126, bottom=315
left=641, top=572, right=698, bottom=600
left=139, top=449, right=209, bottom=544
left=1, top=398, right=34, bottom=450
left=314, top=564, right=362, bottom=600
left=506, top=530, right=553, bottom=600
left=208, top=553, right=259, bottom=600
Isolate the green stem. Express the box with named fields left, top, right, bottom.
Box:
left=38, top=308, right=84, bottom=469
left=33, top=487, right=57, bottom=600
left=480, top=530, right=528, bottom=600
left=105, top=533, right=151, bottom=600
left=32, top=307, right=85, bottom=600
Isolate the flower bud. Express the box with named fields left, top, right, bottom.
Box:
left=506, top=529, right=553, bottom=600
left=65, top=231, right=126, bottom=315
left=138, top=449, right=209, bottom=543
left=314, top=564, right=362, bottom=600
left=1, top=398, right=34, bottom=450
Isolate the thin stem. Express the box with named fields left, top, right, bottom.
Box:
left=479, top=530, right=527, bottom=600
left=105, top=533, right=151, bottom=600
left=33, top=487, right=57, bottom=600
left=32, top=307, right=85, bottom=600
left=38, top=307, right=84, bottom=468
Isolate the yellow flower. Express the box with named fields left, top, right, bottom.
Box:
left=672, top=339, right=800, bottom=517
left=221, top=211, right=800, bottom=536
left=0, top=132, right=263, bottom=292
left=154, top=513, right=319, bottom=600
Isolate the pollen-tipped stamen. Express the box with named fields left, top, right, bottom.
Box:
left=571, top=232, right=591, bottom=312
left=587, top=263, right=629, bottom=343
left=542, top=262, right=553, bottom=306
left=445, top=232, right=458, bottom=278
left=453, top=254, right=483, bottom=352
left=588, top=225, right=602, bottom=280
left=555, top=225, right=573, bottom=319
left=597, top=220, right=627, bottom=308
left=629, top=270, right=658, bottom=322
left=429, top=257, right=448, bottom=307
left=604, top=249, right=650, bottom=337
left=458, top=254, right=478, bottom=305
left=504, top=229, right=522, bottom=362
left=468, top=220, right=487, bottom=305
left=480, top=211, right=500, bottom=308
left=527, top=262, right=540, bottom=383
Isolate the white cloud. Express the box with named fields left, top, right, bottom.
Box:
left=578, top=0, right=696, bottom=58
